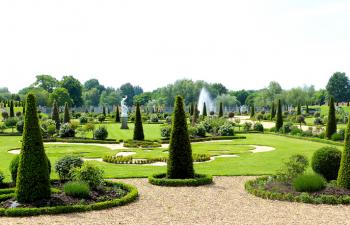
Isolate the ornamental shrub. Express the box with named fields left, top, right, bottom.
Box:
left=228, top=112, right=235, bottom=118
left=16, top=93, right=51, bottom=203
left=79, top=116, right=88, bottom=124
left=281, top=122, right=293, bottom=134
left=94, top=126, right=108, bottom=140
left=150, top=114, right=159, bottom=122
left=133, top=103, right=144, bottom=140
left=161, top=125, right=172, bottom=138
left=314, top=117, right=323, bottom=125
left=51, top=100, right=60, bottom=130
left=55, top=155, right=83, bottom=181
left=16, top=120, right=24, bottom=133
left=292, top=174, right=326, bottom=192
left=5, top=117, right=18, bottom=132
left=0, top=170, right=4, bottom=184
left=218, top=102, right=223, bottom=117
left=277, top=154, right=309, bottom=183
left=338, top=115, right=350, bottom=188
left=218, top=123, right=234, bottom=136
left=195, top=124, right=206, bottom=137
left=71, top=163, right=104, bottom=189
left=253, top=122, right=264, bottom=132
left=326, top=97, right=337, bottom=139
left=312, top=146, right=341, bottom=181
left=63, top=102, right=70, bottom=123
left=243, top=121, right=252, bottom=132
left=97, top=114, right=105, bottom=123
left=275, top=99, right=283, bottom=131
left=64, top=181, right=90, bottom=198
left=59, top=123, right=75, bottom=138
left=115, top=105, right=121, bottom=123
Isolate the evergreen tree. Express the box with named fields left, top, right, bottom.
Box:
left=22, top=102, right=25, bottom=115
left=250, top=105, right=255, bottom=118
left=219, top=102, right=223, bottom=117
left=338, top=116, right=350, bottom=188
left=10, top=100, right=14, bottom=117
left=16, top=93, right=51, bottom=203
left=275, top=99, right=283, bottom=131
left=102, top=106, right=106, bottom=116
left=306, top=104, right=309, bottom=114
left=51, top=100, right=60, bottom=130
left=63, top=102, right=70, bottom=123
left=270, top=102, right=276, bottom=119
left=326, top=97, right=337, bottom=139
left=190, top=102, right=194, bottom=116
left=297, top=103, right=301, bottom=115
left=192, top=104, right=198, bottom=125
left=115, top=105, right=120, bottom=123
left=202, top=102, right=207, bottom=117
left=167, top=96, right=194, bottom=179
left=133, top=103, right=144, bottom=140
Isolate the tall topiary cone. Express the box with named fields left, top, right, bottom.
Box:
left=306, top=104, right=309, bottom=114
left=326, top=97, right=337, bottom=139
left=271, top=102, right=275, bottom=119
left=102, top=106, right=106, bottom=116
left=219, top=102, right=223, bottom=117
left=63, top=102, right=70, bottom=123
left=338, top=116, right=350, bottom=188
left=202, top=102, right=207, bottom=117
left=133, top=103, right=144, bottom=140
left=167, top=96, right=194, bottom=179
left=276, top=99, right=283, bottom=131
left=10, top=100, right=14, bottom=117
left=115, top=105, right=120, bottom=123
left=297, top=103, right=301, bottom=115
left=250, top=105, right=255, bottom=118
left=190, top=102, right=194, bottom=116
left=16, top=93, right=51, bottom=203
left=51, top=100, right=60, bottom=130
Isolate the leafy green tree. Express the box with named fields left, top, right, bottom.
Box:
left=275, top=99, right=283, bottom=131
left=167, top=96, right=194, bottom=179
left=49, top=87, right=73, bottom=106
left=115, top=105, right=120, bottom=123
left=230, top=89, right=250, bottom=105
left=32, top=75, right=59, bottom=93
left=60, top=75, right=84, bottom=107
left=133, top=103, right=144, bottom=140
left=51, top=100, right=60, bottom=130
left=99, top=88, right=123, bottom=106
left=120, top=83, right=135, bottom=106
left=338, top=117, right=350, bottom=188
left=83, top=88, right=100, bottom=106
left=18, top=87, right=49, bottom=106
left=218, top=102, right=223, bottom=117
left=326, top=72, right=350, bottom=103
left=202, top=102, right=207, bottom=117
left=84, top=79, right=105, bottom=92
left=16, top=93, right=51, bottom=203
left=326, top=97, right=337, bottom=139
left=9, top=100, right=14, bottom=117
left=63, top=102, right=70, bottom=123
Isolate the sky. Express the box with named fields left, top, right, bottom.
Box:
left=0, top=0, right=350, bottom=93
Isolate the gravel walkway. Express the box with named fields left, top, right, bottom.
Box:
left=1, top=177, right=350, bottom=225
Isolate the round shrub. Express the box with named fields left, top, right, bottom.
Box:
left=281, top=122, right=293, bottom=134
left=218, top=123, right=234, bottom=136
left=195, top=124, right=206, bottom=137
left=64, top=181, right=90, bottom=198
left=71, top=163, right=104, bottom=189
left=16, top=120, right=24, bottom=133
left=59, top=123, right=75, bottom=138
left=228, top=112, right=235, bottom=118
left=79, top=116, right=88, bottom=124
left=292, top=174, right=326, bottom=192
left=150, top=114, right=159, bottom=122
left=94, top=126, right=108, bottom=140
left=311, top=146, right=341, bottom=181
left=160, top=125, right=171, bottom=138
left=253, top=122, right=264, bottom=132
left=55, top=155, right=83, bottom=181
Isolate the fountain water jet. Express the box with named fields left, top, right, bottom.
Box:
left=197, top=88, right=215, bottom=115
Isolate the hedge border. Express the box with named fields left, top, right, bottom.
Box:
left=43, top=138, right=120, bottom=144
left=245, top=176, right=350, bottom=205
left=0, top=181, right=138, bottom=217
left=160, top=135, right=246, bottom=144
left=148, top=173, right=213, bottom=186
left=266, top=132, right=343, bottom=146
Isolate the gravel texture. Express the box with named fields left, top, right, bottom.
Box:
left=1, top=176, right=350, bottom=225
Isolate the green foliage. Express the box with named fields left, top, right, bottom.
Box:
left=149, top=173, right=212, bottom=186
left=59, top=123, right=75, bottom=138
left=312, top=146, right=341, bottom=181
left=9, top=100, right=14, bottom=117
left=5, top=117, right=18, bottom=132
left=60, top=75, right=84, bottom=107
left=79, top=115, right=88, bottom=124
left=51, top=100, right=60, bottom=130
left=133, top=103, right=144, bottom=140
left=167, top=96, right=194, bottom=179
left=218, top=122, right=234, bottom=136
left=55, top=155, right=83, bottom=181
left=64, top=181, right=90, bottom=198
left=202, top=102, right=207, bottom=117
left=71, top=163, right=104, bottom=189
left=115, top=105, right=120, bottom=122
left=218, top=102, right=223, bottom=117
left=253, top=122, right=264, bottom=132
left=250, top=105, right=255, bottom=118
left=97, top=114, right=105, bottom=123
left=326, top=72, right=350, bottom=103
left=94, top=126, right=108, bottom=140
left=277, top=154, right=308, bottom=183
left=63, top=102, right=70, bottom=123
left=243, top=122, right=252, bottom=132
left=270, top=102, right=276, bottom=119
left=160, top=125, right=172, bottom=138
left=49, top=87, right=73, bottom=106
left=292, top=174, right=326, bottom=192
left=296, top=103, right=301, bottom=115
left=0, top=170, right=4, bottom=184
left=16, top=120, right=24, bottom=133
left=337, top=115, right=350, bottom=188
left=275, top=99, right=283, bottom=131
left=326, top=97, right=337, bottom=139
left=16, top=93, right=51, bottom=203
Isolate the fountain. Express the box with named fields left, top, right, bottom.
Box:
left=197, top=88, right=215, bottom=115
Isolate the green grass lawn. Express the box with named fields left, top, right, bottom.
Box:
left=0, top=133, right=342, bottom=181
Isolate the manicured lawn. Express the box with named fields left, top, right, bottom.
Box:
left=0, top=133, right=341, bottom=181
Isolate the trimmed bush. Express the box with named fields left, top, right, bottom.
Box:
left=150, top=114, right=159, bottom=123
left=326, top=97, right=337, bottom=139
left=250, top=105, right=255, bottom=118
left=97, top=114, right=105, bottom=123
left=312, top=147, right=341, bottom=181
left=160, top=125, right=171, bottom=138
left=55, top=155, right=83, bottom=181
left=71, top=163, right=104, bottom=189
left=275, top=99, right=283, bottom=131
left=64, top=181, right=90, bottom=198
left=149, top=173, right=212, bottom=186
left=133, top=103, right=144, bottom=140
left=59, top=123, right=75, bottom=138
left=79, top=116, right=88, bottom=124
left=202, top=102, right=207, bottom=117
left=94, top=126, right=108, bottom=140
left=218, top=123, right=234, bottom=136
left=16, top=93, right=51, bottom=203
left=115, top=105, right=120, bottom=122
left=16, top=120, right=24, bottom=133
left=338, top=114, right=350, bottom=188
left=277, top=154, right=308, bottom=183
left=253, top=122, right=264, bottom=132
left=51, top=100, right=60, bottom=130
left=63, top=102, right=70, bottom=123
left=270, top=102, right=276, bottom=119
left=292, top=174, right=326, bottom=192
left=167, top=96, right=194, bottom=179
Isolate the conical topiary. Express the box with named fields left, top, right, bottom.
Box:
left=275, top=99, right=283, bottom=131
left=115, top=105, right=120, bottom=123
left=338, top=116, right=350, bottom=188
left=219, top=102, right=223, bottom=117
left=10, top=100, right=14, bottom=117
left=250, top=105, right=255, bottom=118
left=192, top=104, right=198, bottom=126
left=102, top=106, right=106, bottom=116
left=167, top=96, right=194, bottom=179
left=190, top=102, right=194, bottom=116
left=326, top=97, right=337, bottom=139
left=133, top=103, right=144, bottom=140
left=271, top=102, right=275, bottom=119
left=16, top=93, right=51, bottom=203
left=202, top=102, right=207, bottom=117
left=51, top=100, right=60, bottom=130
left=297, top=103, right=301, bottom=115
left=63, top=102, right=70, bottom=123
left=306, top=104, right=309, bottom=114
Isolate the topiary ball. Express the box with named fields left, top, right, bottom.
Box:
left=311, top=146, right=341, bottom=181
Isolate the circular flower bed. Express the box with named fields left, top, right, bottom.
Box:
left=149, top=173, right=213, bottom=186
left=245, top=176, right=350, bottom=205
left=0, top=181, right=138, bottom=217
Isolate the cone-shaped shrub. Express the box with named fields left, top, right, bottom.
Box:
left=276, top=99, right=283, bottom=131
left=202, top=102, right=207, bottom=117
left=102, top=106, right=106, bottom=116
left=190, top=102, right=194, bottom=116
left=306, top=104, right=309, bottom=114
left=271, top=102, right=275, bottom=119
left=167, top=96, right=194, bottom=179
left=326, top=97, right=337, bottom=139
left=63, top=102, right=70, bottom=123
left=115, top=105, right=120, bottom=123
left=250, top=105, right=255, bottom=118
left=22, top=102, right=25, bottom=115
left=133, top=103, right=144, bottom=140
left=338, top=117, right=350, bottom=188
left=10, top=100, right=14, bottom=117
left=297, top=103, right=301, bottom=115
left=16, top=93, right=51, bottom=203
left=219, top=102, right=223, bottom=117
left=192, top=104, right=198, bottom=125
left=51, top=100, right=60, bottom=130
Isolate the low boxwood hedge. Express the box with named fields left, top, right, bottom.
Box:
left=149, top=173, right=213, bottom=186
left=245, top=176, right=350, bottom=205
left=43, top=138, right=120, bottom=144
left=160, top=135, right=246, bottom=144
left=0, top=181, right=138, bottom=217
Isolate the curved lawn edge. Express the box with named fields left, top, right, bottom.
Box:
left=0, top=181, right=138, bottom=217
left=245, top=176, right=350, bottom=205
left=148, top=173, right=213, bottom=186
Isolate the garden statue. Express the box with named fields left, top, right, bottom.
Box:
left=120, top=96, right=129, bottom=129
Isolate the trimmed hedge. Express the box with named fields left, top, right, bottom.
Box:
left=245, top=176, right=350, bottom=205
left=0, top=181, right=138, bottom=217
left=43, top=138, right=120, bottom=144
left=149, top=173, right=213, bottom=186
left=160, top=135, right=246, bottom=144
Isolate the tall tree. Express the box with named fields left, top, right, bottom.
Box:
left=167, top=96, right=194, bottom=179
left=275, top=99, right=283, bottom=131
left=218, top=102, right=223, bottom=117
left=326, top=97, right=337, bottom=139
left=48, top=87, right=72, bottom=106
left=9, top=100, right=14, bottom=117
left=326, top=72, right=350, bottom=103
left=120, top=83, right=135, bottom=106
left=250, top=104, right=255, bottom=118
left=202, top=102, right=207, bottom=117
left=133, top=103, right=144, bottom=140
left=16, top=93, right=50, bottom=203
left=115, top=105, right=120, bottom=123
left=63, top=102, right=70, bottom=123
left=33, top=75, right=59, bottom=93
left=51, top=100, right=60, bottom=130
left=60, top=75, right=84, bottom=107
left=270, top=102, right=276, bottom=119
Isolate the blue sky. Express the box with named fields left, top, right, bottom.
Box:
left=0, top=0, right=349, bottom=92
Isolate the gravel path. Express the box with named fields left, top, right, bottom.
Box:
left=1, top=177, right=350, bottom=225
